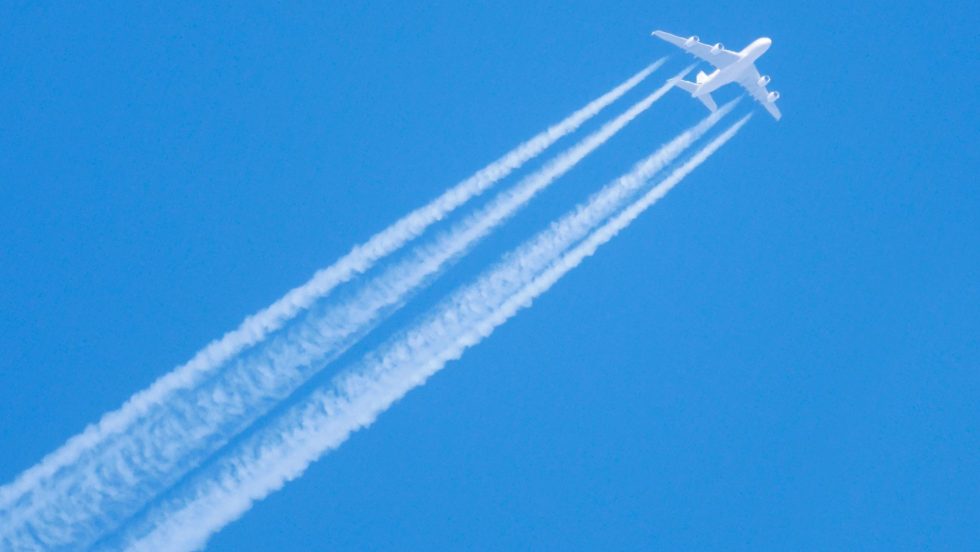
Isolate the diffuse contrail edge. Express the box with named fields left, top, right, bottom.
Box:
left=0, top=61, right=669, bottom=550
left=108, top=113, right=751, bottom=552
left=0, top=60, right=665, bottom=510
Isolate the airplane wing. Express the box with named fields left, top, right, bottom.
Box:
left=651, top=30, right=740, bottom=68
left=736, top=64, right=782, bottom=120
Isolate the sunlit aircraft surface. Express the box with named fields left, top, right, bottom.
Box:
left=652, top=30, right=782, bottom=120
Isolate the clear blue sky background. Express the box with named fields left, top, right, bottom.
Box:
left=1, top=1, right=978, bottom=550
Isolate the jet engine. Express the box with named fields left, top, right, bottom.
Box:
left=684, top=35, right=699, bottom=46
left=710, top=43, right=724, bottom=54
left=767, top=91, right=781, bottom=103
left=757, top=75, right=771, bottom=87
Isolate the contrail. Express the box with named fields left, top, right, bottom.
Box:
left=0, top=60, right=662, bottom=514
left=0, top=64, right=679, bottom=550
left=103, top=114, right=752, bottom=552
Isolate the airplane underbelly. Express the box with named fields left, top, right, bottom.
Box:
left=698, top=77, right=725, bottom=95
left=703, top=66, right=743, bottom=94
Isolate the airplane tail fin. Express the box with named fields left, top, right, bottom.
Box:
left=673, top=79, right=718, bottom=112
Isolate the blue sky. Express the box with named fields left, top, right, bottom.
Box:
left=1, top=1, right=978, bottom=550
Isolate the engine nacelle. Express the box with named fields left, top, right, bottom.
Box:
left=767, top=91, right=781, bottom=103
left=710, top=42, right=724, bottom=54
left=684, top=35, right=699, bottom=47
left=757, top=75, right=771, bottom=87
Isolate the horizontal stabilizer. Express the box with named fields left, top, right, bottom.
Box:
left=674, top=79, right=697, bottom=94
left=698, top=92, right=718, bottom=112
left=673, top=79, right=718, bottom=112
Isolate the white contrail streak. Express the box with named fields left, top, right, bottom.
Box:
left=0, top=60, right=661, bottom=513
left=105, top=114, right=751, bottom=552
left=0, top=63, right=677, bottom=550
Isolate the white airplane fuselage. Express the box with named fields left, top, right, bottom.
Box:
left=692, top=38, right=771, bottom=97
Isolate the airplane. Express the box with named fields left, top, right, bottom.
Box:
left=651, top=30, right=782, bottom=120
